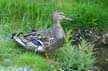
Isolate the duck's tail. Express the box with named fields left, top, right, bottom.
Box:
left=11, top=33, right=16, bottom=39
left=11, top=32, right=24, bottom=39
left=11, top=33, right=26, bottom=47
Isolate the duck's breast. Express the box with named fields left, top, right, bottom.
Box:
left=54, top=27, right=65, bottom=39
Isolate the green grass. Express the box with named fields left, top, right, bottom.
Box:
left=0, top=0, right=108, bottom=70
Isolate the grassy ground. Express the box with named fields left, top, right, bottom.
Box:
left=0, top=0, right=108, bottom=71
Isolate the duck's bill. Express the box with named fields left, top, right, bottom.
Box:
left=64, top=16, right=72, bottom=21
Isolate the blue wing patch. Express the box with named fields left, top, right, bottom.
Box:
left=32, top=39, right=43, bottom=47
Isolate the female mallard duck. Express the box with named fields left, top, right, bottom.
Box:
left=12, top=12, right=72, bottom=63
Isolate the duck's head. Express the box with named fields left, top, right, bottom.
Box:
left=53, top=12, right=72, bottom=21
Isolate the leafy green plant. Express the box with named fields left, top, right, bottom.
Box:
left=58, top=32, right=95, bottom=71
left=50, top=31, right=95, bottom=71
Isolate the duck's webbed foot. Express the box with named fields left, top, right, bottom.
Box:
left=45, top=52, right=55, bottom=63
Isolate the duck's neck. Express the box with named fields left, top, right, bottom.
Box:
left=53, top=19, right=62, bottom=28
left=53, top=18, right=65, bottom=39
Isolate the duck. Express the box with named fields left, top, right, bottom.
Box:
left=81, top=27, right=97, bottom=38
left=12, top=12, right=72, bottom=63
left=94, top=34, right=108, bottom=45
left=71, top=27, right=98, bottom=45
left=70, top=29, right=84, bottom=45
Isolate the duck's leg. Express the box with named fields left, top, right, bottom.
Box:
left=45, top=52, right=55, bottom=63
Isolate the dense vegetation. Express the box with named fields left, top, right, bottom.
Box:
left=0, top=0, right=108, bottom=71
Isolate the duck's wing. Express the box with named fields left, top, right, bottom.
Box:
left=13, top=36, right=26, bottom=47
left=21, top=28, right=53, bottom=40
left=14, top=28, right=57, bottom=50
left=37, top=28, right=56, bottom=44
left=36, top=28, right=54, bottom=36
left=13, top=34, right=42, bottom=50
left=31, top=28, right=59, bottom=48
